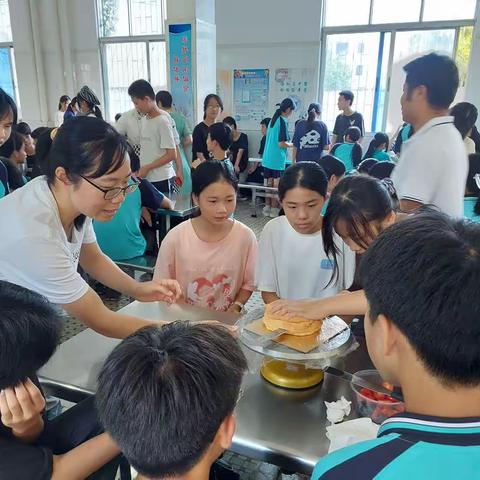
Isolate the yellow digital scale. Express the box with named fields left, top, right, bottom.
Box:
left=239, top=309, right=353, bottom=390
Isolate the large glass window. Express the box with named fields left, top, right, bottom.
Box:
left=0, top=0, right=19, bottom=110
left=98, top=0, right=168, bottom=120
left=98, top=0, right=166, bottom=37
left=321, top=0, right=476, bottom=133
left=385, top=29, right=456, bottom=132
left=323, top=0, right=477, bottom=26
left=0, top=0, right=12, bottom=42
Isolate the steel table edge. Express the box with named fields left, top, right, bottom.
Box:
left=39, top=376, right=95, bottom=404
left=230, top=435, right=317, bottom=475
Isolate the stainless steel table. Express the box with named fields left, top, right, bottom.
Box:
left=152, top=194, right=198, bottom=242
left=39, top=301, right=372, bottom=475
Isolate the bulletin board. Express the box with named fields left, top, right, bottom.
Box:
left=273, top=68, right=317, bottom=127
left=232, top=69, right=270, bottom=130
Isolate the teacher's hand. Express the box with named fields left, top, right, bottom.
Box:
left=134, top=279, right=182, bottom=304
left=269, top=298, right=327, bottom=321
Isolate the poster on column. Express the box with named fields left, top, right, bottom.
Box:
left=233, top=69, right=269, bottom=130
left=168, top=24, right=194, bottom=126
left=273, top=68, right=316, bottom=128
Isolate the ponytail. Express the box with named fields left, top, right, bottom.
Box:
left=271, top=98, right=295, bottom=127
left=306, top=102, right=321, bottom=125
left=93, top=105, right=103, bottom=119
left=363, top=132, right=389, bottom=160
left=270, top=107, right=282, bottom=128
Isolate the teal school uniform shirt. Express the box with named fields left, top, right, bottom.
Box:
left=331, top=143, right=359, bottom=171
left=262, top=115, right=289, bottom=171
left=312, top=413, right=480, bottom=479
left=171, top=111, right=193, bottom=196
left=372, top=150, right=391, bottom=162
left=93, top=180, right=146, bottom=260
left=464, top=197, right=480, bottom=222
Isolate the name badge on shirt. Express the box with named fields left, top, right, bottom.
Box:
left=320, top=259, right=334, bottom=270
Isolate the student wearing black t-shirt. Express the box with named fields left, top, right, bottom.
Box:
left=331, top=90, right=365, bottom=145
left=223, top=116, right=249, bottom=178
left=0, top=281, right=120, bottom=479
left=192, top=94, right=223, bottom=167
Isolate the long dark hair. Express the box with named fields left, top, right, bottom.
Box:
left=36, top=117, right=129, bottom=229
left=323, top=175, right=395, bottom=281
left=307, top=102, right=321, bottom=125
left=451, top=102, right=478, bottom=139
left=278, top=162, right=328, bottom=201
left=363, top=132, right=389, bottom=160
left=271, top=98, right=295, bottom=128
left=467, top=153, right=480, bottom=215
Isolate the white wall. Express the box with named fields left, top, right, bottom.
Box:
left=9, top=0, right=103, bottom=127
left=215, top=0, right=323, bottom=154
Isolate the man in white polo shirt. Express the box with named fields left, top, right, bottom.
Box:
left=391, top=53, right=467, bottom=217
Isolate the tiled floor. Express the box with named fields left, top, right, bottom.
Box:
left=62, top=200, right=309, bottom=479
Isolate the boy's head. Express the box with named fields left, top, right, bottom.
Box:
left=401, top=53, right=459, bottom=124
left=15, top=122, right=35, bottom=156
left=344, top=126, right=361, bottom=143
left=260, top=117, right=271, bottom=136
left=0, top=88, right=17, bottom=148
left=156, top=90, right=173, bottom=109
left=128, top=79, right=156, bottom=115
left=338, top=90, right=354, bottom=110
left=360, top=211, right=480, bottom=389
left=0, top=281, right=61, bottom=389
left=96, top=322, right=248, bottom=479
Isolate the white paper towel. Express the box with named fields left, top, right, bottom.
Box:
left=326, top=417, right=380, bottom=453
left=324, top=396, right=352, bottom=424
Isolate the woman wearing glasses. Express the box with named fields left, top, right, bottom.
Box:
left=192, top=94, right=224, bottom=168
left=0, top=117, right=181, bottom=339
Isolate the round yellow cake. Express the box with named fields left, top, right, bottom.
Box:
left=263, top=304, right=322, bottom=336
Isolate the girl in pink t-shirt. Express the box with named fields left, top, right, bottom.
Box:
left=154, top=161, right=257, bottom=312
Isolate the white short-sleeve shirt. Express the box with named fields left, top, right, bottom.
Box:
left=140, top=114, right=177, bottom=182
left=0, top=177, right=96, bottom=305
left=256, top=216, right=355, bottom=300
left=115, top=108, right=143, bottom=151
left=391, top=116, right=468, bottom=217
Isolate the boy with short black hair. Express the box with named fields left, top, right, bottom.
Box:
left=313, top=211, right=480, bottom=479
left=391, top=52, right=466, bottom=216
left=128, top=79, right=182, bottom=194
left=331, top=90, right=365, bottom=145
left=330, top=126, right=363, bottom=171
left=96, top=322, right=248, bottom=480
left=0, top=281, right=119, bottom=479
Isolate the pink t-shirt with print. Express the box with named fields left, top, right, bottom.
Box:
left=154, top=219, right=257, bottom=311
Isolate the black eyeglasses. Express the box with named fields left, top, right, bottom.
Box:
left=80, top=175, right=139, bottom=200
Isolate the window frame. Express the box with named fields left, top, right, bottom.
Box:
left=319, top=19, right=475, bottom=133
left=96, top=0, right=168, bottom=121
